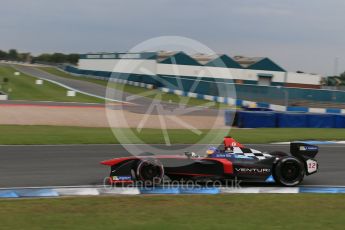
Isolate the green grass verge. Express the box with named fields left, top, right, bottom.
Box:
left=0, top=195, right=344, bottom=230
left=38, top=66, right=108, bottom=86
left=0, top=125, right=344, bottom=145
left=0, top=66, right=103, bottom=103
left=38, top=67, right=233, bottom=108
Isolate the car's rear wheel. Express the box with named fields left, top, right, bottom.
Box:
left=136, top=159, right=164, bottom=185
left=273, top=156, right=305, bottom=186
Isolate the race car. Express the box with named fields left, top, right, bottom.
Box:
left=101, top=137, right=319, bottom=187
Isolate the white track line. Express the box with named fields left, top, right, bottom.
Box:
left=36, top=76, right=124, bottom=103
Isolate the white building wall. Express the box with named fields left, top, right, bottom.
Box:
left=286, top=72, right=321, bottom=85
left=79, top=59, right=322, bottom=86
left=157, top=64, right=257, bottom=82
left=242, top=69, right=285, bottom=83
left=78, top=59, right=157, bottom=75
left=158, top=64, right=321, bottom=86
left=157, top=63, right=237, bottom=80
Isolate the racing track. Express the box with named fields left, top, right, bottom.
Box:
left=10, top=65, right=222, bottom=116
left=0, top=144, right=344, bottom=188
left=1, top=65, right=344, bottom=187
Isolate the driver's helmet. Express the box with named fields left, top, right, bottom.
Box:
left=206, top=146, right=219, bottom=155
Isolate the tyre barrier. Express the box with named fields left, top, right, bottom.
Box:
left=227, top=111, right=345, bottom=128
left=0, top=186, right=344, bottom=198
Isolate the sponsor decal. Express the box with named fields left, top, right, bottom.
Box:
left=299, top=146, right=318, bottom=151
left=233, top=155, right=253, bottom=159
left=212, top=153, right=232, bottom=158
left=211, top=153, right=252, bottom=159
left=113, top=176, right=132, bottom=181
left=235, top=168, right=271, bottom=174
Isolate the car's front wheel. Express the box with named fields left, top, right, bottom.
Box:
left=273, top=156, right=305, bottom=186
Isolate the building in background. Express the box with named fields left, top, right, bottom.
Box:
left=76, top=51, right=322, bottom=89
left=62, top=51, right=333, bottom=106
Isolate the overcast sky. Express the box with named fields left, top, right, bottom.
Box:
left=1, top=0, right=344, bottom=75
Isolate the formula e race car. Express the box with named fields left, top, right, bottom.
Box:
left=101, top=137, right=319, bottom=187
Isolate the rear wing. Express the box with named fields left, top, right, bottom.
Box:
left=290, top=142, right=319, bottom=175
left=290, top=142, right=318, bottom=160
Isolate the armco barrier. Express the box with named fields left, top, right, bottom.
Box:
left=230, top=111, right=345, bottom=128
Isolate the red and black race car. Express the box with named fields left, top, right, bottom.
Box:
left=101, top=137, right=319, bottom=187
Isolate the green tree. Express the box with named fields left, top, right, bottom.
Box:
left=17, top=53, right=31, bottom=62
left=66, top=54, right=79, bottom=64
left=34, top=53, right=53, bottom=63
left=33, top=52, right=80, bottom=64
left=0, top=50, right=7, bottom=59
left=340, top=71, right=345, bottom=79
left=50, top=53, right=66, bottom=63
left=8, top=49, right=18, bottom=60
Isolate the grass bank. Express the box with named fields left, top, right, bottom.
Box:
left=38, top=67, right=232, bottom=108
left=0, top=66, right=103, bottom=103
left=0, top=125, right=344, bottom=145
left=0, top=194, right=344, bottom=230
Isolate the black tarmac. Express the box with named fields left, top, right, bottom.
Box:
left=0, top=144, right=343, bottom=188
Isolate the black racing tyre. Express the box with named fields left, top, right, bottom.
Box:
left=269, top=151, right=289, bottom=158
left=273, top=156, right=305, bottom=187
left=136, top=159, right=164, bottom=185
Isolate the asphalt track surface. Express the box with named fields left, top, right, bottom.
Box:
left=0, top=144, right=343, bottom=188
